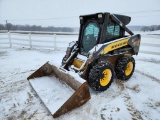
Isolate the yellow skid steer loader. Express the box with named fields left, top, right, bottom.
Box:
left=27, top=12, right=141, bottom=118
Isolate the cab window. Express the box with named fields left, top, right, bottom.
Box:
left=105, top=20, right=122, bottom=42
left=81, top=22, right=99, bottom=54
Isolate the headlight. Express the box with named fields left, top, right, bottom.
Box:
left=79, top=16, right=83, bottom=20
left=98, top=14, right=102, bottom=18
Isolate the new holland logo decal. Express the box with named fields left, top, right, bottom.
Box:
left=101, top=38, right=130, bottom=54
left=111, top=41, right=128, bottom=49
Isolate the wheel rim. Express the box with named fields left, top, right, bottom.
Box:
left=125, top=62, right=133, bottom=76
left=100, top=69, right=112, bottom=86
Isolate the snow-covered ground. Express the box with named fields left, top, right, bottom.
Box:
left=0, top=46, right=160, bottom=120
left=137, top=30, right=160, bottom=35
left=0, top=31, right=160, bottom=119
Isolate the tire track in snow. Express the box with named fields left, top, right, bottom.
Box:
left=140, top=51, right=160, bottom=56
left=115, top=80, right=143, bottom=120
left=0, top=80, right=29, bottom=95
left=135, top=70, right=160, bottom=84
left=136, top=59, right=160, bottom=64
left=8, top=70, right=35, bottom=77
left=0, top=78, right=51, bottom=120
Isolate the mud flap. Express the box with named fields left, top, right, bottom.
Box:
left=27, top=62, right=91, bottom=118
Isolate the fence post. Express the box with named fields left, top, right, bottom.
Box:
left=8, top=31, right=12, bottom=48
left=29, top=33, right=32, bottom=49
left=53, top=34, right=57, bottom=50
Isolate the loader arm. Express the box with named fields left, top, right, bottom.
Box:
left=110, top=14, right=134, bottom=35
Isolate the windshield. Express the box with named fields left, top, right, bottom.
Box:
left=81, top=22, right=100, bottom=54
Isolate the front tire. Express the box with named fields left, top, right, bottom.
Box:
left=115, top=56, right=135, bottom=80
left=88, top=61, right=115, bottom=91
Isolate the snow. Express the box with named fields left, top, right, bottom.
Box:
left=100, top=97, right=132, bottom=120
left=137, top=30, right=160, bottom=35
left=49, top=61, right=86, bottom=84
left=0, top=34, right=160, bottom=120
left=76, top=53, right=88, bottom=61
left=67, top=70, right=86, bottom=84
left=29, top=76, right=74, bottom=114
left=125, top=72, right=160, bottom=120
left=136, top=60, right=160, bottom=80
left=140, top=45, right=160, bottom=53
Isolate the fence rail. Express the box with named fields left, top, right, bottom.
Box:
left=0, top=30, right=78, bottom=35
left=0, top=31, right=79, bottom=50
left=0, top=31, right=160, bottom=55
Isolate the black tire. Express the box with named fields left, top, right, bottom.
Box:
left=88, top=61, right=115, bottom=91
left=115, top=56, right=135, bottom=80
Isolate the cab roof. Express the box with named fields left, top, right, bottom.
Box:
left=80, top=12, right=131, bottom=25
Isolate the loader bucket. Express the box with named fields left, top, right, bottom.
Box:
left=27, top=62, right=90, bottom=118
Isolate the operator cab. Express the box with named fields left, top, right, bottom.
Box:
left=78, top=13, right=131, bottom=56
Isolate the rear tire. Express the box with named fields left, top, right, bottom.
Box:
left=115, top=56, right=135, bottom=80
left=88, top=61, right=114, bottom=91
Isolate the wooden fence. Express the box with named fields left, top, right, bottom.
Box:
left=0, top=31, right=78, bottom=50
left=0, top=31, right=160, bottom=55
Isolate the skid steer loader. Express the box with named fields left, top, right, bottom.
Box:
left=28, top=12, right=141, bottom=118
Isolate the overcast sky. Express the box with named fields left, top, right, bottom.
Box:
left=0, top=0, right=160, bottom=27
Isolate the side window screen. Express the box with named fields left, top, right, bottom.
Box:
left=107, top=25, right=114, bottom=37
left=114, top=25, right=120, bottom=36
left=81, top=22, right=99, bottom=54
left=106, top=21, right=121, bottom=41
left=85, top=23, right=99, bottom=37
